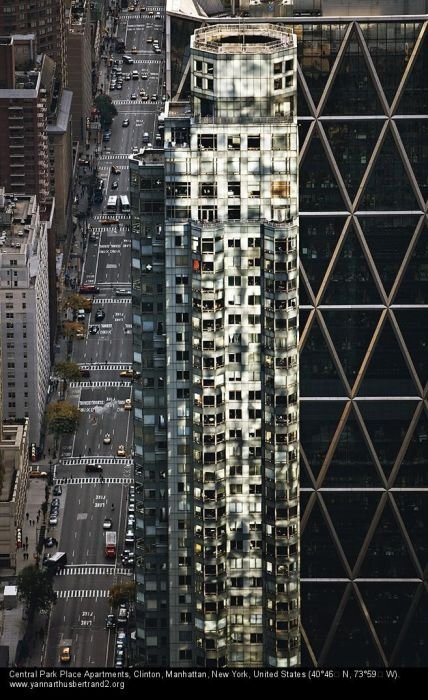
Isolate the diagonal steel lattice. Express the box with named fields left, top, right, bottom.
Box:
left=298, top=19, right=428, bottom=667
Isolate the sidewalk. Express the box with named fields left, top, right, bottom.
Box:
left=1, top=476, right=51, bottom=667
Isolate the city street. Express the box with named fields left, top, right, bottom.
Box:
left=41, top=1, right=166, bottom=667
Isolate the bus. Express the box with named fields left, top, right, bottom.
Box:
left=107, top=195, right=118, bottom=211
left=45, top=551, right=67, bottom=575
left=119, top=195, right=130, bottom=213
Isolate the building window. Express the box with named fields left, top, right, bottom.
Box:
left=227, top=136, right=241, bottom=150
left=197, top=134, right=217, bottom=150
left=248, top=136, right=260, bottom=150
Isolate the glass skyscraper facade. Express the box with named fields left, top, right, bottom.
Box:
left=131, top=23, right=300, bottom=667
left=297, top=16, right=427, bottom=667
left=135, top=4, right=428, bottom=667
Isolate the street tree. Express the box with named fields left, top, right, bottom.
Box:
left=46, top=401, right=81, bottom=436
left=17, top=565, right=57, bottom=622
left=94, top=94, right=117, bottom=128
left=108, top=581, right=136, bottom=608
left=54, top=361, right=81, bottom=382
left=64, top=294, right=92, bottom=312
left=63, top=321, right=85, bottom=339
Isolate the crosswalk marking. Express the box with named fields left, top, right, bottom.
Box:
left=98, top=154, right=130, bottom=161
left=58, top=566, right=132, bottom=577
left=77, top=363, right=132, bottom=370
left=56, top=589, right=110, bottom=599
left=54, top=477, right=133, bottom=485
left=89, top=298, right=131, bottom=305
left=61, top=457, right=133, bottom=466
left=93, top=213, right=129, bottom=220
left=70, top=380, right=132, bottom=388
left=112, top=99, right=161, bottom=105
left=89, top=228, right=130, bottom=234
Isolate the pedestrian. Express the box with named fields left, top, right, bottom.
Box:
left=26, top=512, right=29, bottom=520
left=36, top=515, right=40, bottom=523
left=25, top=536, right=28, bottom=543
left=38, top=510, right=41, bottom=517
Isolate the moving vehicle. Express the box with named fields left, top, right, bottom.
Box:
left=116, top=288, right=131, bottom=296
left=60, top=645, right=72, bottom=663
left=79, top=284, right=100, bottom=294
left=95, top=308, right=105, bottom=322
left=119, top=195, right=130, bottom=213
left=106, top=614, right=116, bottom=629
left=107, top=195, right=118, bottom=212
left=122, top=55, right=134, bottom=65
left=122, top=118, right=130, bottom=127
left=119, top=369, right=134, bottom=378
left=117, top=445, right=126, bottom=456
left=117, top=605, right=128, bottom=627
left=29, top=470, right=48, bottom=478
left=89, top=325, right=100, bottom=335
left=94, top=184, right=104, bottom=203
left=111, top=180, right=119, bottom=189
left=103, top=433, right=111, bottom=444
left=103, top=518, right=113, bottom=530
left=45, top=551, right=67, bottom=574
left=111, top=165, right=121, bottom=175
left=30, top=442, right=39, bottom=462
left=85, top=463, right=103, bottom=473
left=105, top=531, right=117, bottom=558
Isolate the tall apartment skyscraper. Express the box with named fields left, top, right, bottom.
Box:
left=0, top=190, right=50, bottom=443
left=131, top=23, right=299, bottom=667
left=0, top=36, right=50, bottom=210
left=0, top=0, right=67, bottom=88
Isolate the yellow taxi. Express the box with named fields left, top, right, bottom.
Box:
left=60, top=646, right=71, bottom=663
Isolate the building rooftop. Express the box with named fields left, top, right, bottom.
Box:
left=193, top=23, right=294, bottom=52
left=0, top=190, right=38, bottom=257
left=130, top=148, right=164, bottom=166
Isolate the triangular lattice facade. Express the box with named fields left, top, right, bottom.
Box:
left=298, top=17, right=428, bottom=668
